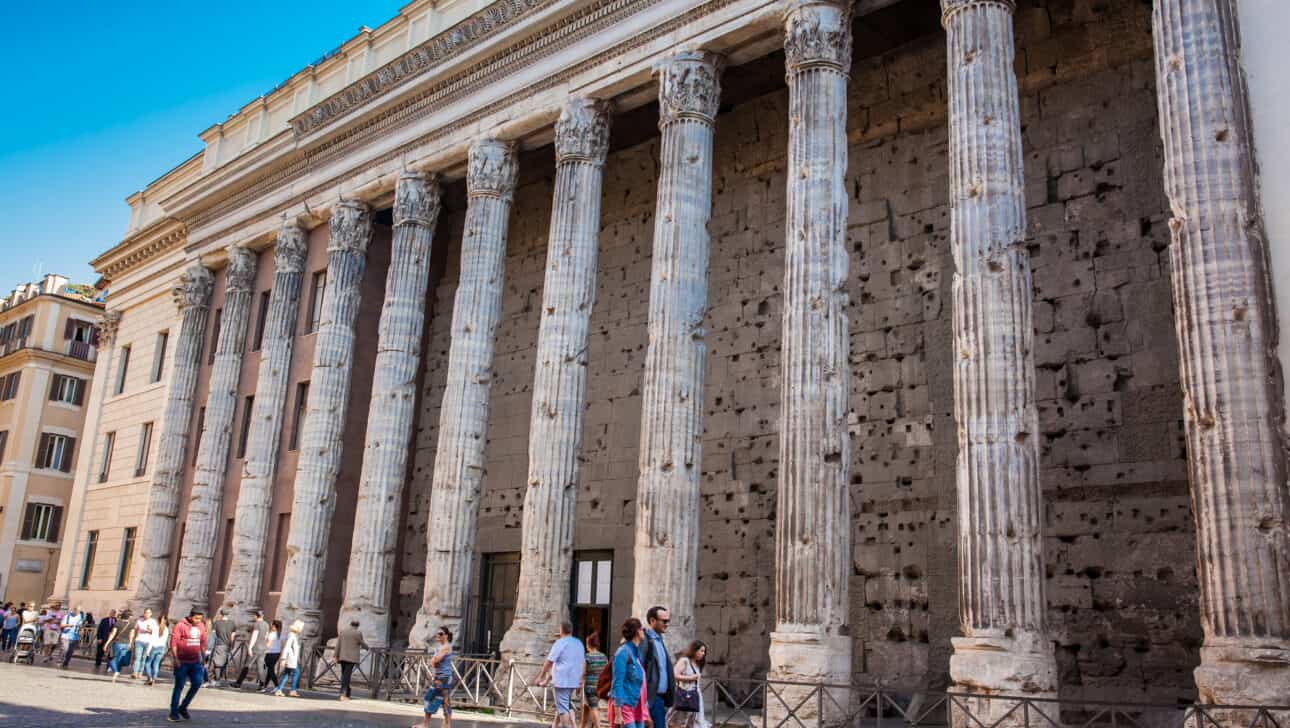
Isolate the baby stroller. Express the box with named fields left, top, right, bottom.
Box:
left=11, top=623, right=37, bottom=664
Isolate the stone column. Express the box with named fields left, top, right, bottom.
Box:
left=630, top=51, right=721, bottom=650
left=409, top=139, right=518, bottom=649
left=278, top=200, right=373, bottom=636
left=1152, top=0, right=1290, bottom=706
left=499, top=99, right=610, bottom=663
left=222, top=223, right=309, bottom=624
left=339, top=172, right=442, bottom=647
left=172, top=245, right=258, bottom=618
left=768, top=0, right=853, bottom=697
left=131, top=262, right=214, bottom=613
left=941, top=0, right=1058, bottom=712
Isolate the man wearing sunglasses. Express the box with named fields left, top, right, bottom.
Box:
left=643, top=607, right=675, bottom=728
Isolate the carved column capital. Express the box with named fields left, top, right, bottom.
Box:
left=554, top=98, right=612, bottom=165
left=98, top=310, right=123, bottom=345
left=783, top=0, right=853, bottom=74
left=328, top=199, right=374, bottom=254
left=394, top=172, right=442, bottom=227
left=172, top=262, right=214, bottom=311
left=274, top=222, right=309, bottom=274
left=941, top=0, right=1016, bottom=26
left=224, top=245, right=258, bottom=294
left=467, top=139, right=520, bottom=200
left=657, top=51, right=724, bottom=126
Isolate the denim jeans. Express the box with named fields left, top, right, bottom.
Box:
left=133, top=642, right=149, bottom=674
left=171, top=662, right=204, bottom=716
left=0, top=627, right=15, bottom=650
left=146, top=646, right=166, bottom=679
left=276, top=666, right=300, bottom=693
left=108, top=643, right=131, bottom=673
left=649, top=694, right=667, bottom=728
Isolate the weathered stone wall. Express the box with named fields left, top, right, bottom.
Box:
left=401, top=0, right=1198, bottom=704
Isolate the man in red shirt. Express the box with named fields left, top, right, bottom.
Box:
left=168, top=609, right=208, bottom=722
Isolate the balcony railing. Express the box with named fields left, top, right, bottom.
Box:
left=66, top=340, right=97, bottom=362
left=0, top=337, right=96, bottom=363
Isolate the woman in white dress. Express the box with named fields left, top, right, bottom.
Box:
left=668, top=641, right=709, bottom=728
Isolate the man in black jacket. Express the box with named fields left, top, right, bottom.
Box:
left=94, top=610, right=118, bottom=669
left=642, top=606, right=675, bottom=728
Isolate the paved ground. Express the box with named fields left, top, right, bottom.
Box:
left=0, top=659, right=526, bottom=728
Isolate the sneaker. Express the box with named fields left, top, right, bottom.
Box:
left=274, top=690, right=284, bottom=697
left=178, top=707, right=191, bottom=720
left=289, top=690, right=300, bottom=697
left=167, top=714, right=181, bottom=723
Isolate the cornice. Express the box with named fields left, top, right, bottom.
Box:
left=93, top=219, right=188, bottom=282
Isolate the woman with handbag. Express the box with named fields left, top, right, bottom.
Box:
left=668, top=641, right=707, bottom=728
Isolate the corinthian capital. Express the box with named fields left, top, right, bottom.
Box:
left=657, top=51, right=724, bottom=127
left=98, top=310, right=123, bottom=345
left=274, top=222, right=309, bottom=274
left=224, top=245, right=258, bottom=294
left=554, top=99, right=612, bottom=165
left=940, top=0, right=1015, bottom=26
left=468, top=139, right=520, bottom=200
left=173, top=262, right=215, bottom=311
left=328, top=199, right=374, bottom=255
left=394, top=172, right=443, bottom=227
left=783, top=0, right=853, bottom=73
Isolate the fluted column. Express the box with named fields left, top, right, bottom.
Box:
left=278, top=200, right=373, bottom=637
left=630, top=51, right=721, bottom=651
left=222, top=224, right=309, bottom=624
left=339, top=173, right=442, bottom=647
left=1152, top=0, right=1290, bottom=706
left=131, top=263, right=214, bottom=613
left=172, top=245, right=258, bottom=617
left=941, top=0, right=1058, bottom=709
left=499, top=99, right=610, bottom=663
left=409, top=139, right=518, bottom=648
left=768, top=0, right=853, bottom=697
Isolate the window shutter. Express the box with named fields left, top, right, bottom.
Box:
left=49, top=506, right=64, bottom=542
left=74, top=378, right=85, bottom=406
left=64, top=318, right=75, bottom=339
left=36, top=433, right=50, bottom=468
left=20, top=504, right=35, bottom=540
left=12, top=371, right=21, bottom=398
left=49, top=375, right=60, bottom=401
left=61, top=437, right=77, bottom=472
left=90, top=325, right=100, bottom=346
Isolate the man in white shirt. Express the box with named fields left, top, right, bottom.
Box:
left=535, top=622, right=586, bottom=728
left=59, top=608, right=83, bottom=668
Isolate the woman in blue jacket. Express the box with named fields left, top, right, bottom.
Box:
left=611, top=618, right=650, bottom=728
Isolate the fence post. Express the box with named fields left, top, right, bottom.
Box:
left=507, top=660, right=516, bottom=718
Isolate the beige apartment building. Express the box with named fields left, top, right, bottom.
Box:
left=0, top=275, right=103, bottom=605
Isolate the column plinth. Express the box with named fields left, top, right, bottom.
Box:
left=340, top=172, right=442, bottom=647
left=222, top=223, right=309, bottom=625
left=630, top=50, right=722, bottom=651
left=499, top=99, right=610, bottom=664
left=131, top=263, right=214, bottom=613
left=410, top=139, right=518, bottom=649
left=278, top=200, right=373, bottom=637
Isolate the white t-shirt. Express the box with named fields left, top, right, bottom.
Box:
left=266, top=630, right=282, bottom=654
left=150, top=626, right=170, bottom=650
left=134, top=617, right=159, bottom=645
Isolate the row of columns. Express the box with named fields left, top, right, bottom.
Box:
left=132, top=0, right=1287, bottom=707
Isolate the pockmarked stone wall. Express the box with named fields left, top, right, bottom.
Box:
left=401, top=0, right=1198, bottom=704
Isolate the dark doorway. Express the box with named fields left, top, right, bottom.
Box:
left=473, top=551, right=521, bottom=657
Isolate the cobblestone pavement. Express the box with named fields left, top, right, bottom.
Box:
left=0, top=660, right=525, bottom=728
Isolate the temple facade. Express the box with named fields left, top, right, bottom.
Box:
left=54, top=0, right=1290, bottom=709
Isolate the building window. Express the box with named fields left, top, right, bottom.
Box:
left=151, top=331, right=169, bottom=383
left=0, top=430, right=7, bottom=463
left=115, top=345, right=131, bottom=394
left=48, top=374, right=86, bottom=405
left=306, top=271, right=326, bottom=333
left=66, top=318, right=94, bottom=343
left=20, top=502, right=63, bottom=543
left=570, top=551, right=613, bottom=643
left=135, top=422, right=154, bottom=477
left=16, top=315, right=34, bottom=340
left=270, top=513, right=291, bottom=591
left=116, top=527, right=137, bottom=589
left=237, top=395, right=255, bottom=458
left=192, top=407, right=206, bottom=466
left=1, top=371, right=21, bottom=400
left=98, top=431, right=116, bottom=482
left=289, top=382, right=309, bottom=451
left=208, top=308, right=223, bottom=365
left=252, top=290, right=271, bottom=352
left=36, top=432, right=76, bottom=472
left=80, top=530, right=99, bottom=588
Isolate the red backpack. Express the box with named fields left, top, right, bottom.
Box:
left=595, top=658, right=613, bottom=699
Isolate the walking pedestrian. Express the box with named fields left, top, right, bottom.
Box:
left=581, top=632, right=609, bottom=728
left=145, top=616, right=171, bottom=685
left=274, top=620, right=304, bottom=697
left=131, top=607, right=159, bottom=679
left=40, top=609, right=60, bottom=662
left=335, top=619, right=367, bottom=700
left=668, top=642, right=707, bottom=728
left=94, top=610, right=119, bottom=668
left=262, top=619, right=283, bottom=691
left=535, top=621, right=586, bottom=728
left=233, top=611, right=267, bottom=689
left=108, top=610, right=133, bottom=682
left=59, top=607, right=84, bottom=668
left=610, top=618, right=650, bottom=728
left=412, top=626, right=454, bottom=728
left=2, top=603, right=19, bottom=651
left=641, top=607, right=674, bottom=728
left=168, top=609, right=208, bottom=722
left=207, top=608, right=235, bottom=686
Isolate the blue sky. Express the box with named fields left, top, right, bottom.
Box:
left=0, top=1, right=406, bottom=294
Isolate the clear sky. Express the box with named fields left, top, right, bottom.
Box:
left=0, top=1, right=406, bottom=295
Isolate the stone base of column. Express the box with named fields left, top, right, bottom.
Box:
left=408, top=607, right=463, bottom=651
left=1194, top=641, right=1290, bottom=709
left=768, top=629, right=851, bottom=726
left=498, top=615, right=552, bottom=666
left=949, top=633, right=1057, bottom=728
